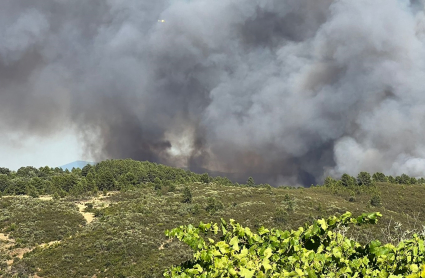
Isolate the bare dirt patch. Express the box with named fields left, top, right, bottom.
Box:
left=158, top=239, right=173, bottom=250
left=74, top=192, right=118, bottom=224
left=0, top=232, right=10, bottom=241
left=10, top=247, right=33, bottom=260
left=39, top=240, right=61, bottom=249
left=38, top=195, right=53, bottom=201
left=76, top=203, right=95, bottom=223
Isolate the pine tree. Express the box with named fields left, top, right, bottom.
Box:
left=247, top=177, right=255, bottom=187
left=182, top=187, right=192, bottom=203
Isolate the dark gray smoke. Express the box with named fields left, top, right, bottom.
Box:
left=1, top=0, right=425, bottom=185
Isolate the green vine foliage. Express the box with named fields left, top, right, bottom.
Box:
left=164, top=212, right=425, bottom=277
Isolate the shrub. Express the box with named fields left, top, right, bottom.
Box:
left=168, top=183, right=176, bottom=192
left=200, top=173, right=210, bottom=184
left=85, top=203, right=94, bottom=211
left=182, top=187, right=192, bottom=203
left=53, top=192, right=60, bottom=200
left=205, top=197, right=224, bottom=213
left=27, top=185, right=39, bottom=198
left=273, top=207, right=287, bottom=223
left=246, top=177, right=255, bottom=187
left=370, top=195, right=382, bottom=207
left=283, top=194, right=296, bottom=212
left=178, top=203, right=200, bottom=216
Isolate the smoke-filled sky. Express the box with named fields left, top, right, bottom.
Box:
left=1, top=0, right=425, bottom=185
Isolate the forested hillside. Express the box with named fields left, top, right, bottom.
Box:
left=1, top=159, right=425, bottom=277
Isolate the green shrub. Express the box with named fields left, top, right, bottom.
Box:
left=205, top=197, right=224, bottom=213
left=273, top=207, right=287, bottom=223
left=246, top=177, right=255, bottom=187
left=200, top=173, right=210, bottom=184
left=370, top=194, right=382, bottom=207
left=178, top=203, right=200, bottom=216
left=182, top=187, right=192, bottom=203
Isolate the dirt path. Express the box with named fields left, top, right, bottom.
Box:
left=76, top=203, right=95, bottom=223
left=0, top=232, right=15, bottom=264
left=74, top=192, right=118, bottom=224
left=0, top=193, right=120, bottom=276
left=1, top=233, right=61, bottom=267
left=39, top=240, right=61, bottom=248
left=0, top=192, right=119, bottom=271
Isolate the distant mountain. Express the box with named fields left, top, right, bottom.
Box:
left=60, top=161, right=96, bottom=170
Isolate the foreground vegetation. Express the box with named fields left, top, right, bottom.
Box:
left=1, top=159, right=425, bottom=277
left=166, top=212, right=425, bottom=277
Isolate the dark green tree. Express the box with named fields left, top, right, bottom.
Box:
left=30, top=177, right=45, bottom=194
left=54, top=167, right=63, bottom=173
left=81, top=164, right=93, bottom=177
left=246, top=177, right=255, bottom=187
left=11, top=178, right=29, bottom=195
left=341, top=174, right=356, bottom=187
left=372, top=172, right=387, bottom=183
left=70, top=179, right=88, bottom=196
left=324, top=176, right=336, bottom=187
left=0, top=167, right=11, bottom=175
left=182, top=187, right=192, bottom=203
left=370, top=194, right=382, bottom=207
left=154, top=177, right=162, bottom=190
left=200, top=173, right=210, bottom=184
left=71, top=167, right=82, bottom=175
left=27, top=184, right=39, bottom=198
left=17, top=166, right=38, bottom=178
left=124, top=172, right=138, bottom=186
left=43, top=180, right=55, bottom=195
left=61, top=175, right=79, bottom=192
left=395, top=174, right=411, bottom=184
left=38, top=166, right=52, bottom=178
left=97, top=171, right=115, bottom=191
left=357, top=172, right=372, bottom=186
left=86, top=171, right=97, bottom=191
left=50, top=176, right=65, bottom=192
left=0, top=174, right=10, bottom=192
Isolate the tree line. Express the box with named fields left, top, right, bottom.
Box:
left=323, top=171, right=425, bottom=188
left=0, top=159, right=268, bottom=198
left=1, top=159, right=424, bottom=198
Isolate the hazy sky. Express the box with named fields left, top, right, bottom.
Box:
left=0, top=130, right=84, bottom=170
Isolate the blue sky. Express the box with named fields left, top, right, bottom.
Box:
left=0, top=130, right=87, bottom=170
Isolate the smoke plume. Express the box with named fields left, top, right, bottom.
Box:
left=1, top=0, right=425, bottom=185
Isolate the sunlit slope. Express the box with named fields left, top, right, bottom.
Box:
left=2, top=182, right=425, bottom=277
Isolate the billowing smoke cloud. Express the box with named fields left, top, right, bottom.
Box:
left=1, top=0, right=425, bottom=185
